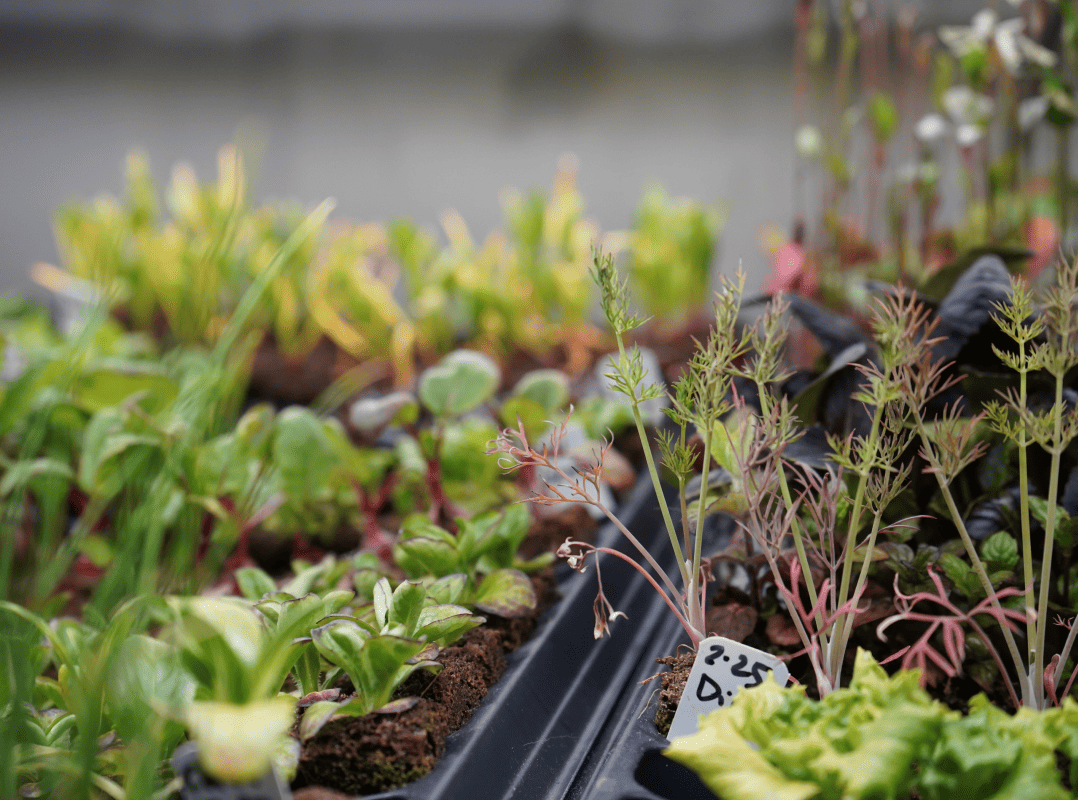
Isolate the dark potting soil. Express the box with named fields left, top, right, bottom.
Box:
left=248, top=335, right=368, bottom=406
left=293, top=568, right=558, bottom=795
left=652, top=649, right=695, bottom=737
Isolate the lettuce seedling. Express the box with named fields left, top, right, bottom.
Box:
left=0, top=598, right=190, bottom=799
left=665, top=649, right=1077, bottom=800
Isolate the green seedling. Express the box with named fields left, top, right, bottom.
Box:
left=300, top=575, right=485, bottom=742
left=354, top=577, right=485, bottom=647
left=393, top=503, right=542, bottom=618
left=301, top=622, right=436, bottom=740
left=348, top=348, right=523, bottom=523
left=624, top=184, right=724, bottom=321
left=499, top=369, right=571, bottom=442
left=0, top=598, right=186, bottom=800
left=161, top=591, right=348, bottom=784
left=492, top=249, right=751, bottom=646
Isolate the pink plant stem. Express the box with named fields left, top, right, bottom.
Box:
left=585, top=544, right=700, bottom=648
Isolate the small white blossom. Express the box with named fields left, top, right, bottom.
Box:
left=940, top=8, right=1056, bottom=75
left=944, top=86, right=994, bottom=124
left=914, top=112, right=949, bottom=144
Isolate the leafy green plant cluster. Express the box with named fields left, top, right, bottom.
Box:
left=0, top=542, right=506, bottom=797
left=1, top=200, right=333, bottom=613
left=2, top=187, right=598, bottom=797
left=49, top=148, right=724, bottom=386
left=665, top=648, right=1077, bottom=800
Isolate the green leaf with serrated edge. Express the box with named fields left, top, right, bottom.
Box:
left=665, top=681, right=818, bottom=800
left=418, top=349, right=500, bottom=417
left=472, top=568, right=535, bottom=618
left=235, top=567, right=277, bottom=601
left=1027, top=497, right=1076, bottom=550
left=937, top=552, right=974, bottom=590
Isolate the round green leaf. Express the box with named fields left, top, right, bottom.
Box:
left=512, top=369, right=570, bottom=412
left=419, top=350, right=500, bottom=417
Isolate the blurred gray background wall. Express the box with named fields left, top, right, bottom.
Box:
left=1, top=0, right=993, bottom=298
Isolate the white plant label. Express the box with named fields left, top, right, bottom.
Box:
left=666, top=635, right=790, bottom=741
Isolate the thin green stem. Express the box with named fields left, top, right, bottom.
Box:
left=594, top=492, right=691, bottom=633
left=835, top=506, right=886, bottom=667
left=775, top=467, right=826, bottom=642
left=1033, top=370, right=1066, bottom=709
left=688, top=429, right=714, bottom=637
left=1015, top=340, right=1037, bottom=657
left=613, top=334, right=688, bottom=589
left=831, top=400, right=884, bottom=676
left=917, top=420, right=1031, bottom=704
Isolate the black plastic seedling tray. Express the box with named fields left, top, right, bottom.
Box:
left=359, top=474, right=723, bottom=800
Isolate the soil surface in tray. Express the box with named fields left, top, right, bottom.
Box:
left=293, top=568, right=557, bottom=796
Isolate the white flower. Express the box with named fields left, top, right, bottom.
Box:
left=914, top=112, right=949, bottom=144
left=939, top=9, right=1056, bottom=75
left=943, top=86, right=994, bottom=126
left=940, top=9, right=997, bottom=57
